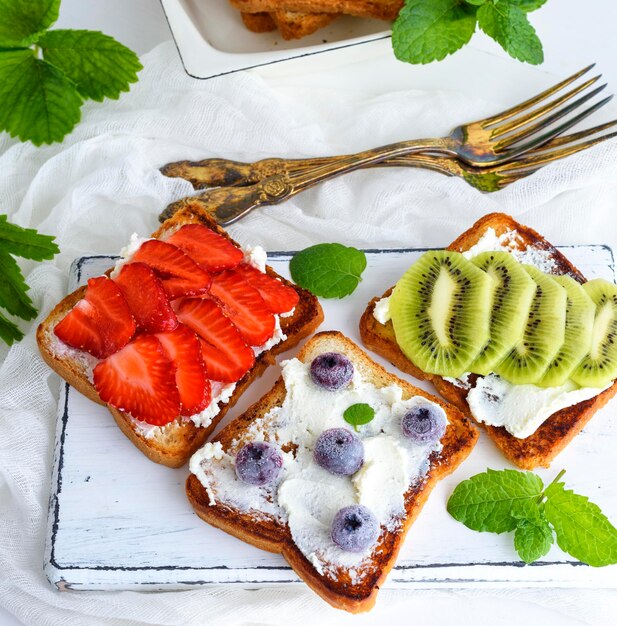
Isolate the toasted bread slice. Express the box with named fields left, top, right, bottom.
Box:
left=186, top=331, right=477, bottom=612
left=241, top=10, right=338, bottom=39
left=231, top=0, right=403, bottom=20
left=241, top=11, right=276, bottom=32
left=360, top=212, right=617, bottom=470
left=37, top=205, right=323, bottom=468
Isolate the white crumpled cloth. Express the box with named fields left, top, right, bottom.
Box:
left=1, top=41, right=616, bottom=626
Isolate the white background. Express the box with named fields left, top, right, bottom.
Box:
left=2, top=0, right=617, bottom=624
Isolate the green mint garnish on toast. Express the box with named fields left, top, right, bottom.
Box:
left=343, top=403, right=376, bottom=432
left=290, top=243, right=367, bottom=299
left=0, top=215, right=59, bottom=345
left=448, top=468, right=617, bottom=566
left=392, top=0, right=548, bottom=66
left=0, top=0, right=141, bottom=146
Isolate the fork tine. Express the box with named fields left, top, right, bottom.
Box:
left=495, top=84, right=608, bottom=149
left=491, top=75, right=602, bottom=137
left=500, top=95, right=614, bottom=157
left=527, top=118, right=617, bottom=150
left=497, top=168, right=541, bottom=188
left=482, top=64, right=596, bottom=126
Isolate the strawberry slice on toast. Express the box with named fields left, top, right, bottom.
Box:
left=131, top=239, right=211, bottom=299
left=209, top=270, right=275, bottom=345
left=93, top=334, right=181, bottom=425
left=176, top=298, right=255, bottom=383
left=156, top=324, right=211, bottom=416
left=54, top=276, right=136, bottom=359
left=115, top=262, right=178, bottom=333
left=233, top=263, right=299, bottom=314
left=166, top=224, right=244, bottom=272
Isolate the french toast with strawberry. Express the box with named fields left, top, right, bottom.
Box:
left=37, top=204, right=323, bottom=467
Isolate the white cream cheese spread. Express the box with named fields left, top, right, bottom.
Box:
left=373, top=295, right=392, bottom=325
left=190, top=357, right=446, bottom=577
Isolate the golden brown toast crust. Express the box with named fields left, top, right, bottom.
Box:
left=186, top=331, right=478, bottom=612
left=230, top=0, right=404, bottom=20
left=241, top=11, right=276, bottom=32
left=359, top=212, right=617, bottom=470
left=240, top=9, right=338, bottom=39
left=37, top=206, right=324, bottom=468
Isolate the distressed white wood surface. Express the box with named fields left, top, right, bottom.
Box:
left=45, top=246, right=617, bottom=590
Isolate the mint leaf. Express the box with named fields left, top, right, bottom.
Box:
left=343, top=403, right=375, bottom=432
left=477, top=2, right=543, bottom=65
left=40, top=30, right=142, bottom=102
left=544, top=482, right=617, bottom=567
left=0, top=310, right=23, bottom=346
left=0, top=252, right=37, bottom=321
left=0, top=50, right=82, bottom=145
left=0, top=215, right=59, bottom=261
left=508, top=0, right=548, bottom=11
left=392, top=0, right=478, bottom=65
left=514, top=514, right=553, bottom=563
left=289, top=243, right=367, bottom=299
left=447, top=468, right=543, bottom=533
left=0, top=0, right=60, bottom=47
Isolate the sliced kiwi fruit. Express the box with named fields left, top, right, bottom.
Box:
left=570, top=278, right=617, bottom=388
left=469, top=251, right=536, bottom=375
left=537, top=275, right=595, bottom=387
left=389, top=250, right=493, bottom=377
left=493, top=265, right=567, bottom=384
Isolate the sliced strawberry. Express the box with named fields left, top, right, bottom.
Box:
left=176, top=298, right=254, bottom=383
left=93, top=334, right=181, bottom=425
left=156, top=324, right=211, bottom=416
left=209, top=271, right=275, bottom=345
left=114, top=262, right=178, bottom=333
left=54, top=276, right=135, bottom=359
left=233, top=264, right=299, bottom=315
left=131, top=239, right=211, bottom=299
left=166, top=224, right=243, bottom=272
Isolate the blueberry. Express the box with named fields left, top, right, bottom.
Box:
left=235, top=442, right=283, bottom=486
left=310, top=352, right=354, bottom=391
left=401, top=403, right=446, bottom=445
left=331, top=505, right=379, bottom=552
left=314, top=428, right=364, bottom=475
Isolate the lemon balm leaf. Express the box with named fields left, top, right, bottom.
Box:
left=344, top=403, right=375, bottom=432
left=290, top=243, right=367, bottom=299
left=0, top=0, right=60, bottom=47
left=40, top=30, right=142, bottom=102
left=0, top=215, right=59, bottom=261
left=514, top=515, right=553, bottom=563
left=0, top=50, right=82, bottom=146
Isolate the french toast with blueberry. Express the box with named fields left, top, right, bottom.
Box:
left=360, top=213, right=617, bottom=470
left=37, top=204, right=323, bottom=468
left=186, top=331, right=477, bottom=612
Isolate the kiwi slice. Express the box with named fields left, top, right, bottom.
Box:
left=493, top=265, right=567, bottom=384
left=570, top=278, right=617, bottom=388
left=389, top=250, right=493, bottom=377
left=537, top=275, right=595, bottom=387
left=469, top=251, right=536, bottom=376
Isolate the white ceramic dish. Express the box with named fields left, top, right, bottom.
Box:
left=159, top=0, right=390, bottom=79
left=45, top=246, right=617, bottom=591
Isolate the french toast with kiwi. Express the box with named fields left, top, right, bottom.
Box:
left=186, top=331, right=477, bottom=613
left=37, top=204, right=323, bottom=468
left=360, top=213, right=617, bottom=470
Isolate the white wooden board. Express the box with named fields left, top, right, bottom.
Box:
left=45, top=246, right=617, bottom=591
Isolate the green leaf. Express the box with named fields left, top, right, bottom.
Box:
left=0, top=50, right=82, bottom=145
left=289, top=243, right=367, bottom=299
left=477, top=2, right=543, bottom=65
left=0, top=251, right=37, bottom=321
left=514, top=514, right=553, bottom=563
left=0, top=215, right=59, bottom=261
left=464, top=0, right=488, bottom=6
left=447, top=468, right=544, bottom=533
left=392, top=0, right=478, bottom=65
left=544, top=482, right=617, bottom=567
left=0, top=310, right=23, bottom=346
left=343, top=403, right=376, bottom=432
left=0, top=0, right=60, bottom=47
left=40, top=30, right=142, bottom=102
left=507, top=0, right=548, bottom=12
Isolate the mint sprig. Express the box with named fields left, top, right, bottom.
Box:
left=343, top=403, right=375, bottom=432
left=0, top=215, right=59, bottom=345
left=392, top=0, right=548, bottom=66
left=448, top=468, right=617, bottom=566
left=0, top=0, right=141, bottom=145
left=289, top=243, right=367, bottom=299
